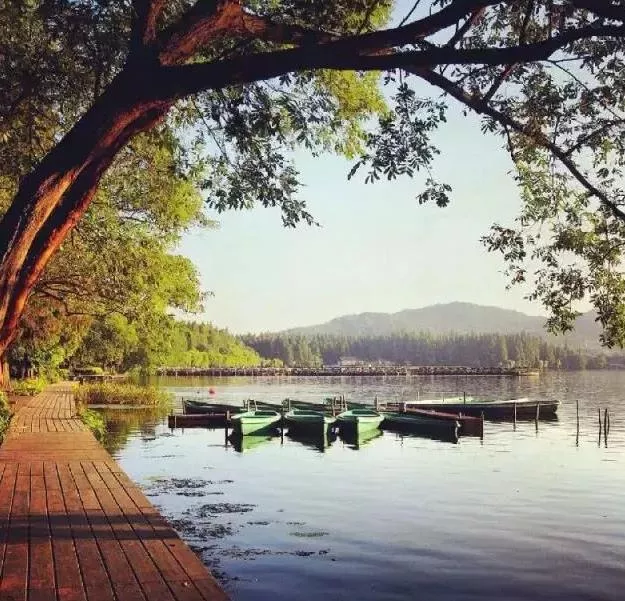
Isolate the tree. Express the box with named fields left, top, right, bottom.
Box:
left=3, top=0, right=625, bottom=386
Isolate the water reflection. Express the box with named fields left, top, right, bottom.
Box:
left=286, top=429, right=337, bottom=453
left=107, top=372, right=625, bottom=601
left=228, top=433, right=277, bottom=453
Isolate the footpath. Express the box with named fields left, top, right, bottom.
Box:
left=0, top=383, right=228, bottom=601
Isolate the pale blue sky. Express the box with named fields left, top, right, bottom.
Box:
left=178, top=1, right=552, bottom=333
left=178, top=103, right=547, bottom=333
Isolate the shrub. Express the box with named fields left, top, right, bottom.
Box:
left=11, top=377, right=46, bottom=396
left=75, top=383, right=172, bottom=406
left=78, top=408, right=106, bottom=442
left=72, top=366, right=104, bottom=376
left=0, top=391, right=11, bottom=443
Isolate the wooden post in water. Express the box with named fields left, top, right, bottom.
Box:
left=604, top=408, right=609, bottom=438
left=374, top=396, right=378, bottom=411
left=576, top=400, right=579, bottom=446
left=598, top=407, right=602, bottom=430
left=480, top=411, right=485, bottom=440
left=463, top=391, right=466, bottom=404
left=535, top=401, right=541, bottom=421
left=513, top=402, right=517, bottom=430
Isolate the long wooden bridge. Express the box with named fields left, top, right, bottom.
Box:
left=156, top=365, right=540, bottom=378
left=0, top=383, right=227, bottom=600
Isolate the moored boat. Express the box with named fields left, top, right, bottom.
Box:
left=336, top=408, right=384, bottom=434
left=381, top=411, right=460, bottom=438
left=183, top=398, right=239, bottom=414
left=401, top=397, right=559, bottom=419
left=230, top=410, right=282, bottom=435
left=284, top=408, right=336, bottom=432
left=340, top=426, right=383, bottom=449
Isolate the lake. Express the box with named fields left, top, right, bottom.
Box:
left=102, top=372, right=625, bottom=601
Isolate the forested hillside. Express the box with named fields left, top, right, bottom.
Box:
left=242, top=332, right=616, bottom=370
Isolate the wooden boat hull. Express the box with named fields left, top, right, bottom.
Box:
left=405, top=398, right=559, bottom=419
left=285, top=409, right=336, bottom=433
left=382, top=412, right=460, bottom=437
left=336, top=409, right=384, bottom=434
left=183, top=399, right=239, bottom=414
left=340, top=427, right=383, bottom=449
left=231, top=411, right=282, bottom=435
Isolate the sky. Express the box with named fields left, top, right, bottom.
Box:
left=177, top=103, right=548, bottom=334
left=175, top=1, right=550, bottom=334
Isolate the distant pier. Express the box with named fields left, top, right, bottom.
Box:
left=156, top=365, right=541, bottom=377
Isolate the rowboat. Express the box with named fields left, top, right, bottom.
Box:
left=401, top=397, right=560, bottom=419
left=230, top=410, right=282, bottom=435
left=381, top=411, right=460, bottom=439
left=182, top=398, right=239, bottom=414
left=336, top=408, right=384, bottom=434
left=284, top=408, right=336, bottom=432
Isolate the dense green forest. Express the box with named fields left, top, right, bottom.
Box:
left=9, top=317, right=260, bottom=378
left=241, top=332, right=621, bottom=371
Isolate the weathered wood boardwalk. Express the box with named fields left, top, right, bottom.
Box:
left=0, top=384, right=228, bottom=601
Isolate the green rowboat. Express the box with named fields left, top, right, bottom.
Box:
left=230, top=410, right=281, bottom=435
left=284, top=408, right=336, bottom=432
left=336, top=408, right=383, bottom=434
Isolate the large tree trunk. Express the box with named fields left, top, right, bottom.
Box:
left=0, top=68, right=171, bottom=365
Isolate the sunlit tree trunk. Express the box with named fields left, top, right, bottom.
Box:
left=0, top=70, right=171, bottom=374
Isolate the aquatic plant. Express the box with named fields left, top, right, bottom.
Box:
left=75, top=383, right=172, bottom=406
left=78, top=407, right=106, bottom=442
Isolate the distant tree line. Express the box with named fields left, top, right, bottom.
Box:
left=241, top=332, right=624, bottom=370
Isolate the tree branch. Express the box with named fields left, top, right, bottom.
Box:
left=158, top=21, right=625, bottom=98
left=409, top=66, right=625, bottom=222
left=568, top=1, right=625, bottom=22
left=158, top=0, right=501, bottom=65
left=131, top=0, right=167, bottom=49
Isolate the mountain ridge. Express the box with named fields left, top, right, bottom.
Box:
left=284, top=302, right=600, bottom=345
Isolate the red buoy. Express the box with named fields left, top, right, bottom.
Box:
left=208, top=387, right=216, bottom=395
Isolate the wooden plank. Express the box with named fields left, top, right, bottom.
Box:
left=0, top=464, right=30, bottom=601
left=0, top=385, right=228, bottom=601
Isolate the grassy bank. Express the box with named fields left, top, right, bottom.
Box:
left=75, top=382, right=172, bottom=406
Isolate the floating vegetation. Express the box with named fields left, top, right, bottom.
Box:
left=194, top=503, right=256, bottom=517
left=289, top=530, right=329, bottom=538
left=247, top=520, right=271, bottom=526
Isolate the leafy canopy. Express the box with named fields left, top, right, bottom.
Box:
left=4, top=1, right=625, bottom=348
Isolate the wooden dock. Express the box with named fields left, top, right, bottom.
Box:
left=0, top=384, right=228, bottom=601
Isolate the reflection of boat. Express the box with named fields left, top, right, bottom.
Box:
left=381, top=411, right=459, bottom=439
left=284, top=409, right=336, bottom=433
left=231, top=410, right=281, bottom=435
left=384, top=425, right=459, bottom=445
left=228, top=433, right=276, bottom=453
left=336, top=408, right=383, bottom=435
left=340, top=427, right=383, bottom=450
left=286, top=429, right=337, bottom=452
left=400, top=397, right=560, bottom=419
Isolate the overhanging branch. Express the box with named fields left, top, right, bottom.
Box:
left=409, top=67, right=625, bottom=222
left=158, top=21, right=625, bottom=98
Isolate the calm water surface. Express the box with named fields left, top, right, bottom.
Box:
left=104, top=372, right=625, bottom=601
